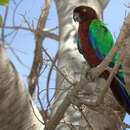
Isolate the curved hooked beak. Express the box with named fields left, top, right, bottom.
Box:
left=73, top=12, right=81, bottom=22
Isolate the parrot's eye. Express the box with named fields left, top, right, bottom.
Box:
left=82, top=8, right=87, bottom=12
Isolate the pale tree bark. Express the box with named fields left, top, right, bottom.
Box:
left=0, top=45, right=44, bottom=130
left=0, top=0, right=130, bottom=129
left=49, top=0, right=129, bottom=130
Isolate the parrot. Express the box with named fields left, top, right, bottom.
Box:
left=73, top=6, right=130, bottom=114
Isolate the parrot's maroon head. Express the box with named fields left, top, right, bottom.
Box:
left=73, top=6, right=98, bottom=23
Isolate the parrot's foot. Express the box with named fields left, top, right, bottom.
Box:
left=85, top=70, right=94, bottom=81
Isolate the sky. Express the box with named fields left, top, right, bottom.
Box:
left=0, top=0, right=130, bottom=128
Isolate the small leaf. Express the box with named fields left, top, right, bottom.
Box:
left=0, top=15, right=2, bottom=26
left=0, top=0, right=9, bottom=6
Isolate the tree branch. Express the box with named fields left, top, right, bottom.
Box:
left=38, top=30, right=59, bottom=41
left=44, top=13, right=130, bottom=130
left=0, top=25, right=59, bottom=41
left=28, top=0, right=52, bottom=99
left=1, top=7, right=9, bottom=44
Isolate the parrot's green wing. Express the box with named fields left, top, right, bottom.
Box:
left=89, top=19, right=123, bottom=77
left=89, top=19, right=118, bottom=63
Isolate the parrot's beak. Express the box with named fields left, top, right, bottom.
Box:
left=73, top=12, right=81, bottom=22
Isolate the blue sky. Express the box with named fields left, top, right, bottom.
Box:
left=0, top=0, right=130, bottom=128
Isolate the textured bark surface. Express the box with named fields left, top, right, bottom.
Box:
left=0, top=45, right=44, bottom=130
left=50, top=0, right=127, bottom=130
left=123, top=37, right=130, bottom=94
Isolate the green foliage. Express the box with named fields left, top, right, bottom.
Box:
left=0, top=0, right=9, bottom=6
left=0, top=0, right=9, bottom=26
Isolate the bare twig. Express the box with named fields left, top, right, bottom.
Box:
left=37, top=82, right=48, bottom=123
left=43, top=26, right=59, bottom=32
left=78, top=106, right=94, bottom=130
left=28, top=0, right=52, bottom=99
left=42, top=47, right=74, bottom=86
left=0, top=25, right=59, bottom=41
left=106, top=66, right=130, bottom=74
left=29, top=100, right=44, bottom=125
left=38, top=30, right=59, bottom=41
left=124, top=3, right=130, bottom=8
left=1, top=7, right=9, bottom=44
left=5, top=45, right=33, bottom=55
left=4, top=30, right=16, bottom=39
left=19, top=13, right=32, bottom=30
left=41, top=26, right=59, bottom=41
left=0, top=25, right=34, bottom=32
left=13, top=0, right=23, bottom=25
left=46, top=52, right=58, bottom=108
left=9, top=47, right=31, bottom=69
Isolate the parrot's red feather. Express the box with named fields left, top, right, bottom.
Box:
left=78, top=21, right=101, bottom=67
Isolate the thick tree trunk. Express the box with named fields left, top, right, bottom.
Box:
left=50, top=0, right=126, bottom=129
left=0, top=45, right=44, bottom=130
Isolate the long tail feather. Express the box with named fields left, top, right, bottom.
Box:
left=104, top=71, right=130, bottom=114
left=110, top=76, right=130, bottom=114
